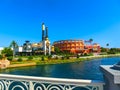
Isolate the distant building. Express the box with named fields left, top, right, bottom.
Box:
left=15, top=23, right=51, bottom=56
left=53, top=40, right=84, bottom=54
left=53, top=39, right=100, bottom=54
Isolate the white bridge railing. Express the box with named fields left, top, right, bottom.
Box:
left=0, top=74, right=104, bottom=90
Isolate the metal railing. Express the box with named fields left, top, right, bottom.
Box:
left=0, top=74, right=104, bottom=90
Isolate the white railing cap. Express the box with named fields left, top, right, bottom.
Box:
left=0, top=74, right=104, bottom=85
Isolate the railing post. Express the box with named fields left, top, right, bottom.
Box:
left=100, top=65, right=120, bottom=90
left=98, top=85, right=104, bottom=90
left=29, top=81, right=34, bottom=90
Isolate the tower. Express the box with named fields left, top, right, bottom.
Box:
left=42, top=23, right=51, bottom=55
left=42, top=23, right=45, bottom=41
left=45, top=27, right=48, bottom=40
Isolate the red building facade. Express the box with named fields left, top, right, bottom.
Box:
left=53, top=40, right=100, bottom=54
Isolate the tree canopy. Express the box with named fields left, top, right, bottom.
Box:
left=1, top=47, right=13, bottom=57
left=9, top=40, right=18, bottom=49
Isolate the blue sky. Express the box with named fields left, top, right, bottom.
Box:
left=0, top=0, right=120, bottom=47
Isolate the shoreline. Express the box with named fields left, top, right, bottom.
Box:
left=7, top=54, right=120, bottom=69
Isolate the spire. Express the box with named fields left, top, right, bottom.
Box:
left=42, top=23, right=45, bottom=41
left=45, top=27, right=48, bottom=39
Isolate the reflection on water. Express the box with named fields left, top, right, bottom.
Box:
left=0, top=57, right=120, bottom=81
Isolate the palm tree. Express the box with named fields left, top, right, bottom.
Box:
left=89, top=38, right=93, bottom=44
left=88, top=38, right=93, bottom=53
left=9, top=40, right=18, bottom=60
left=106, top=43, right=109, bottom=52
left=106, top=43, right=109, bottom=47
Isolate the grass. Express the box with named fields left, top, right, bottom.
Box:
left=10, top=57, right=85, bottom=67
left=9, top=54, right=120, bottom=68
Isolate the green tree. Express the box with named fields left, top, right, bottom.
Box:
left=9, top=40, right=18, bottom=60
left=41, top=56, right=45, bottom=61
left=61, top=56, right=65, bottom=60
left=106, top=43, right=109, bottom=53
left=106, top=43, right=109, bottom=47
left=27, top=56, right=33, bottom=60
left=7, top=56, right=13, bottom=61
left=101, top=47, right=107, bottom=52
left=77, top=54, right=80, bottom=58
left=1, top=47, right=13, bottom=57
left=48, top=55, right=52, bottom=60
left=54, top=47, right=60, bottom=54
left=107, top=48, right=118, bottom=54
left=0, top=55, right=3, bottom=60
left=89, top=38, right=93, bottom=44
left=17, top=58, right=23, bottom=62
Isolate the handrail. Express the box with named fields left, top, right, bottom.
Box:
left=0, top=74, right=104, bottom=90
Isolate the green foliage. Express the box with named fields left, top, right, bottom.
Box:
left=88, top=53, right=94, bottom=56
left=107, top=48, right=119, bottom=54
left=27, top=56, right=33, bottom=60
left=66, top=55, right=70, bottom=59
left=1, top=47, right=13, bottom=57
left=48, top=55, right=52, bottom=60
left=83, top=53, right=93, bottom=56
left=61, top=56, right=65, bottom=60
left=101, top=47, right=107, bottom=52
left=9, top=40, right=18, bottom=57
left=106, top=43, right=109, bottom=47
left=55, top=56, right=58, bottom=60
left=54, top=47, right=61, bottom=54
left=0, top=55, right=3, bottom=60
left=7, top=56, right=13, bottom=61
left=9, top=40, right=18, bottom=48
left=84, top=53, right=88, bottom=56
left=101, top=47, right=120, bottom=54
left=77, top=54, right=80, bottom=58
left=41, top=56, right=45, bottom=61
left=17, top=58, right=23, bottom=62
left=89, top=38, right=93, bottom=43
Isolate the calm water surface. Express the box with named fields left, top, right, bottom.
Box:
left=0, top=57, right=120, bottom=81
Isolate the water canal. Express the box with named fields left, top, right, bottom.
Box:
left=0, top=57, right=120, bottom=81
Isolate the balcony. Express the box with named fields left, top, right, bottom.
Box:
left=0, top=74, right=104, bottom=90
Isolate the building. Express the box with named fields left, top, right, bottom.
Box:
left=53, top=40, right=85, bottom=54
left=15, top=23, right=51, bottom=56
left=53, top=39, right=100, bottom=54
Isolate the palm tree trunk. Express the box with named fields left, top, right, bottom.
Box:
left=13, top=48, right=15, bottom=60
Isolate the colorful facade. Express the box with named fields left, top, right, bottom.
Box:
left=53, top=40, right=100, bottom=54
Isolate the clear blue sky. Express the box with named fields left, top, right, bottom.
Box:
left=0, top=0, right=120, bottom=48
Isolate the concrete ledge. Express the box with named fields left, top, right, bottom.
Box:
left=100, top=65, right=120, bottom=90
left=100, top=65, right=120, bottom=84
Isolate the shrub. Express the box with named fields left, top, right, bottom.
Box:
left=41, top=56, right=45, bottom=61
left=0, top=55, right=3, bottom=60
left=7, top=56, right=13, bottom=61
left=66, top=55, right=70, bottom=59
left=84, top=53, right=88, bottom=56
left=55, top=56, right=58, bottom=60
left=88, top=53, right=94, bottom=56
left=61, top=56, right=65, bottom=60
left=27, top=56, right=33, bottom=60
left=77, top=55, right=80, bottom=58
left=48, top=55, right=52, bottom=60
left=17, top=58, right=23, bottom=62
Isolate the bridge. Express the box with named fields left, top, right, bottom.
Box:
left=0, top=74, right=104, bottom=90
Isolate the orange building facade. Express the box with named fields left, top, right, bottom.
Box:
left=53, top=40, right=100, bottom=54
